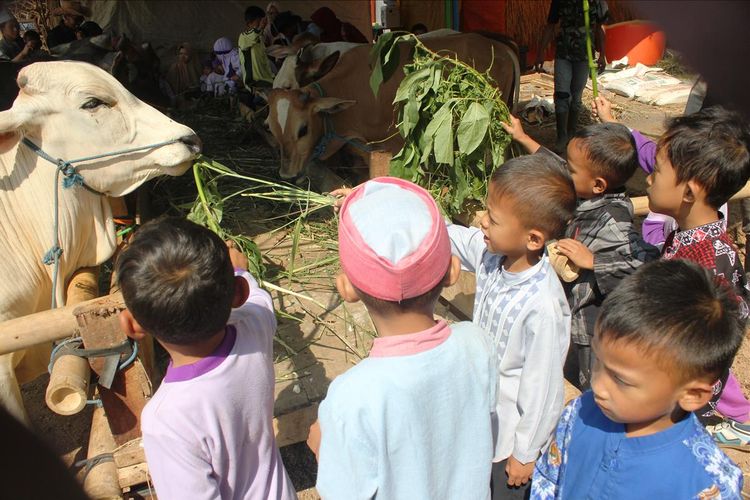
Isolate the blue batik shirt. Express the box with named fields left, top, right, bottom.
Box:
left=532, top=391, right=743, bottom=499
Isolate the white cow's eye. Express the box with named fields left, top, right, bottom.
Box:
left=81, top=98, right=108, bottom=110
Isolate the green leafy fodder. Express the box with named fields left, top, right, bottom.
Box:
left=371, top=32, right=512, bottom=215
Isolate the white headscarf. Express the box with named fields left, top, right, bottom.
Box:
left=212, top=37, right=242, bottom=79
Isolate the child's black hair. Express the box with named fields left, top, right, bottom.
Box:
left=353, top=268, right=448, bottom=316
left=23, top=30, right=40, bottom=42
left=245, top=5, right=266, bottom=24
left=116, top=217, right=235, bottom=346
left=490, top=153, right=577, bottom=239
left=596, top=259, right=745, bottom=382
left=572, top=122, right=639, bottom=190
left=658, top=106, right=750, bottom=208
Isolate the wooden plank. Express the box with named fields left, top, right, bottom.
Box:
left=117, top=463, right=149, bottom=490
left=368, top=150, right=392, bottom=178
left=74, top=299, right=152, bottom=446
left=113, top=438, right=146, bottom=469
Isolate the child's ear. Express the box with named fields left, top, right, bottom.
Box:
left=677, top=379, right=715, bottom=413
left=593, top=176, right=608, bottom=195
left=119, top=309, right=147, bottom=341
left=443, top=255, right=462, bottom=288
left=526, top=229, right=546, bottom=252
left=683, top=180, right=705, bottom=204
left=232, top=275, right=250, bottom=308
left=335, top=273, right=361, bottom=303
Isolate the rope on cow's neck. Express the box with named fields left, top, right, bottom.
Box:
left=307, top=82, right=372, bottom=161
left=21, top=136, right=183, bottom=308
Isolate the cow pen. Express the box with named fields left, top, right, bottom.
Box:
left=2, top=4, right=750, bottom=497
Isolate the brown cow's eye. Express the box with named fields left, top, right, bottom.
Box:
left=297, top=124, right=308, bottom=139
left=81, top=98, right=108, bottom=110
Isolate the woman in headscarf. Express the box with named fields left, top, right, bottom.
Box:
left=212, top=37, right=242, bottom=82
left=165, top=42, right=202, bottom=101
left=263, top=2, right=280, bottom=46
left=309, top=6, right=367, bottom=43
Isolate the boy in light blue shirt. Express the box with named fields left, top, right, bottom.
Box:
left=312, top=177, right=497, bottom=499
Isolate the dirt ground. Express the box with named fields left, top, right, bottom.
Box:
left=20, top=68, right=750, bottom=498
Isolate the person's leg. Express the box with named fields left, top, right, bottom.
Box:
left=553, top=58, right=573, bottom=152
left=491, top=460, right=532, bottom=500
left=578, top=344, right=593, bottom=391
left=568, top=60, right=590, bottom=137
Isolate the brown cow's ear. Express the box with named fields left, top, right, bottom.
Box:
left=312, top=98, right=356, bottom=115
left=312, top=51, right=340, bottom=80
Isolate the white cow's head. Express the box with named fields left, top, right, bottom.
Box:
left=0, top=61, right=200, bottom=196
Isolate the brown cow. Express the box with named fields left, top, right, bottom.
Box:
left=266, top=33, right=520, bottom=179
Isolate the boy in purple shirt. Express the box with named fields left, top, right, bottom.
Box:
left=116, top=217, right=296, bottom=500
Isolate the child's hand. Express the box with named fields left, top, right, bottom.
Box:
left=226, top=240, right=248, bottom=271
left=307, top=420, right=322, bottom=461
left=505, top=456, right=535, bottom=487
left=500, top=114, right=527, bottom=142
left=592, top=96, right=615, bottom=123
left=330, top=187, right=353, bottom=213
left=555, top=239, right=594, bottom=270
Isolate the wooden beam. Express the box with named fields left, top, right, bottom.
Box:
left=0, top=292, right=124, bottom=356
left=83, top=404, right=122, bottom=500
left=273, top=403, right=319, bottom=448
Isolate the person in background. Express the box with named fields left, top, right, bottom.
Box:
left=309, top=6, right=367, bottom=44
left=0, top=10, right=33, bottom=63
left=535, top=0, right=607, bottom=152
left=263, top=2, right=280, bottom=46
left=74, top=20, right=102, bottom=40
left=47, top=0, right=89, bottom=48
left=212, top=36, right=242, bottom=88
left=238, top=5, right=275, bottom=88
left=21, top=30, right=48, bottom=61
left=165, top=42, right=202, bottom=105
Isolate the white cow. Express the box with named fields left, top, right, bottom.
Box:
left=0, top=61, right=199, bottom=422
left=271, top=42, right=362, bottom=89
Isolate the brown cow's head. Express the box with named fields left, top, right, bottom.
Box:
left=266, top=88, right=354, bottom=179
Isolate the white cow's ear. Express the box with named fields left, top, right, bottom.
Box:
left=312, top=98, right=356, bottom=115
left=0, top=108, right=28, bottom=133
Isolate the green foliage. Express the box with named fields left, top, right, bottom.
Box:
left=371, top=33, right=512, bottom=215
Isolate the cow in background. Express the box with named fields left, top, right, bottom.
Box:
left=0, top=61, right=200, bottom=422
left=266, top=33, right=520, bottom=179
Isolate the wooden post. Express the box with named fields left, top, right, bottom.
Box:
left=83, top=403, right=122, bottom=499
left=45, top=354, right=90, bottom=415
left=66, top=266, right=100, bottom=306
left=368, top=150, right=392, bottom=178
left=74, top=299, right=152, bottom=446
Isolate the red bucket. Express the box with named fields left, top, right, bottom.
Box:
left=604, top=20, right=666, bottom=66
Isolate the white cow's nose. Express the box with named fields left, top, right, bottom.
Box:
left=179, top=134, right=202, bottom=154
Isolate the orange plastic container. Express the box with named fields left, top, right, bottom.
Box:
left=603, top=20, right=666, bottom=66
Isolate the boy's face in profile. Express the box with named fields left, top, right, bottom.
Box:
left=590, top=333, right=689, bottom=436
left=480, top=192, right=532, bottom=257
left=566, top=139, right=603, bottom=199
left=647, top=148, right=685, bottom=218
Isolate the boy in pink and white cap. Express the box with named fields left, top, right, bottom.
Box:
left=313, top=177, right=497, bottom=499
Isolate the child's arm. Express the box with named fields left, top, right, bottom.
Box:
left=512, top=301, right=568, bottom=468
left=530, top=398, right=580, bottom=499
left=560, top=217, right=660, bottom=295
left=501, top=115, right=542, bottom=154
left=593, top=96, right=656, bottom=174
left=227, top=243, right=277, bottom=337
left=447, top=223, right=486, bottom=273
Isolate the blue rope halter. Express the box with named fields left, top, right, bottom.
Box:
left=22, top=136, right=183, bottom=308
left=308, top=82, right=372, bottom=162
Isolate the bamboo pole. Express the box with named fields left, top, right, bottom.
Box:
left=83, top=403, right=122, bottom=499
left=0, top=292, right=124, bottom=356
left=45, top=354, right=90, bottom=415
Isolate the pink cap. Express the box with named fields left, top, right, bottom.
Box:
left=338, top=177, right=451, bottom=302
